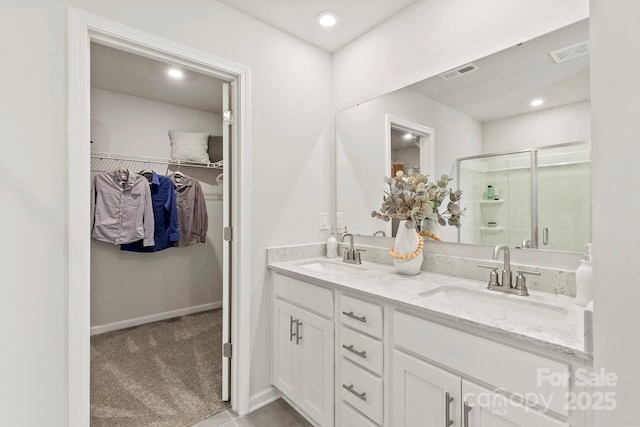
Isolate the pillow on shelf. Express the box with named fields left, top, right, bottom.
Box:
left=208, top=136, right=223, bottom=163
left=169, top=130, right=210, bottom=163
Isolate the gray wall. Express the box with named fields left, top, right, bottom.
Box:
left=592, top=0, right=640, bottom=424
left=90, top=88, right=224, bottom=328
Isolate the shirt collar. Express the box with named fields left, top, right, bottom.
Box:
left=150, top=171, right=161, bottom=186
left=113, top=169, right=137, bottom=187
left=173, top=174, right=194, bottom=188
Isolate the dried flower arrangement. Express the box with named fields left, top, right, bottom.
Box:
left=371, top=169, right=464, bottom=231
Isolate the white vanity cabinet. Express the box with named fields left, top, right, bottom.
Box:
left=391, top=310, right=584, bottom=427
left=391, top=347, right=569, bottom=427
left=272, top=274, right=334, bottom=427
left=462, top=380, right=569, bottom=427
left=391, top=349, right=462, bottom=427
left=270, top=266, right=589, bottom=427
left=337, top=294, right=385, bottom=426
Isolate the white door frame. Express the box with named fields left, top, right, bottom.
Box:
left=67, top=8, right=252, bottom=426
left=384, top=114, right=435, bottom=235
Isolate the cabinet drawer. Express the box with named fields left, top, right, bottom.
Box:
left=340, top=326, right=383, bottom=375
left=340, top=401, right=378, bottom=427
left=274, top=273, right=333, bottom=318
left=393, top=311, right=571, bottom=417
left=340, top=294, right=383, bottom=339
left=340, top=359, right=383, bottom=425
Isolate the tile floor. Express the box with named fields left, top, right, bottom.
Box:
left=192, top=399, right=312, bottom=427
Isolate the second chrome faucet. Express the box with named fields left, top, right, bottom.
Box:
left=341, top=233, right=363, bottom=264
left=478, top=244, right=540, bottom=296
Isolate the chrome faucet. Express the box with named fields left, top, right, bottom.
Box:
left=478, top=244, right=540, bottom=296
left=493, top=244, right=512, bottom=288
left=341, top=233, right=362, bottom=264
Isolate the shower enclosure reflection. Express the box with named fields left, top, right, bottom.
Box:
left=457, top=142, right=591, bottom=252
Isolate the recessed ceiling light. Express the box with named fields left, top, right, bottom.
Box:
left=317, top=11, right=338, bottom=28
left=403, top=133, right=414, bottom=140
left=530, top=98, right=544, bottom=107
left=168, top=68, right=184, bottom=79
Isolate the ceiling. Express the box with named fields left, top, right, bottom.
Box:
left=409, top=19, right=590, bottom=122
left=91, top=43, right=226, bottom=114
left=215, top=0, right=419, bottom=52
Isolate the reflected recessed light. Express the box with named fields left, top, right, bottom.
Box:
left=317, top=11, right=338, bottom=28
left=530, top=98, right=544, bottom=107
left=168, top=68, right=184, bottom=79
left=403, top=133, right=413, bottom=140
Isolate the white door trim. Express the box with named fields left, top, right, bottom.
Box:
left=384, top=114, right=435, bottom=235
left=67, top=8, right=252, bottom=426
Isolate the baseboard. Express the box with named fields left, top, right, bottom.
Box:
left=90, top=301, right=222, bottom=335
left=249, top=387, right=281, bottom=413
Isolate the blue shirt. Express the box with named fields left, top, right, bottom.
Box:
left=121, top=172, right=179, bottom=252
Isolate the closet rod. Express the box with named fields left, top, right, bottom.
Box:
left=91, top=151, right=223, bottom=169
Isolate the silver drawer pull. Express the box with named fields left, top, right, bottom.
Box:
left=464, top=401, right=472, bottom=427
left=342, top=384, right=367, bottom=401
left=295, top=320, right=302, bottom=345
left=445, top=392, right=454, bottom=426
left=289, top=316, right=296, bottom=342
left=342, top=344, right=367, bottom=359
left=342, top=311, right=367, bottom=323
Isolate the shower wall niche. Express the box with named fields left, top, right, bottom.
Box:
left=457, top=141, right=591, bottom=252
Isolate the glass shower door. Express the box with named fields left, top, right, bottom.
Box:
left=536, top=143, right=592, bottom=252
left=458, top=151, right=532, bottom=248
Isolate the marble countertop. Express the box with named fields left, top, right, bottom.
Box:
left=269, top=257, right=590, bottom=360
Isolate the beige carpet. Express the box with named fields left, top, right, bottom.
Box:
left=91, top=309, right=229, bottom=427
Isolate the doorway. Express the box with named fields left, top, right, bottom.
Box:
left=68, top=9, right=252, bottom=426
left=89, top=41, right=230, bottom=425
left=385, top=115, right=435, bottom=237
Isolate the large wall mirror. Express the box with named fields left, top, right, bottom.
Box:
left=336, top=19, right=590, bottom=252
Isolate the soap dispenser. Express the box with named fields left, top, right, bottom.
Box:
left=327, top=231, right=338, bottom=258
left=575, top=243, right=593, bottom=307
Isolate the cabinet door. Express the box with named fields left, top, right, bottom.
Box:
left=298, top=308, right=334, bottom=427
left=392, top=349, right=461, bottom=427
left=273, top=299, right=300, bottom=402
left=462, top=380, right=569, bottom=427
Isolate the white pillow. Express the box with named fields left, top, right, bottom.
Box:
left=169, top=130, right=210, bottom=163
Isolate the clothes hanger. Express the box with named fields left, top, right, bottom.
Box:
left=173, top=164, right=185, bottom=178
left=139, top=160, right=153, bottom=182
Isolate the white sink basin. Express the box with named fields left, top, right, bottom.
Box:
left=300, top=261, right=365, bottom=274
left=418, top=286, right=570, bottom=323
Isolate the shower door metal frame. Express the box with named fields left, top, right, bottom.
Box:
left=455, top=141, right=589, bottom=249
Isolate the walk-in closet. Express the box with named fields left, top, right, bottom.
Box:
left=89, top=42, right=230, bottom=427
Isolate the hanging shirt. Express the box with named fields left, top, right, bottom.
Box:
left=121, top=172, right=180, bottom=253
left=172, top=174, right=208, bottom=247
left=92, top=169, right=155, bottom=246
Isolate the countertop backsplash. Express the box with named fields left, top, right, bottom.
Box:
left=266, top=242, right=326, bottom=264
left=267, top=242, right=576, bottom=297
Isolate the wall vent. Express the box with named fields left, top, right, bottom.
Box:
left=550, top=40, right=590, bottom=63
left=438, top=63, right=479, bottom=80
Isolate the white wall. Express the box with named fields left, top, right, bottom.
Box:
left=1, top=0, right=332, bottom=425
left=90, top=88, right=224, bottom=328
left=332, top=0, right=590, bottom=111
left=91, top=88, right=223, bottom=157
left=591, top=0, right=640, bottom=424
left=482, top=101, right=591, bottom=153
left=336, top=87, right=482, bottom=241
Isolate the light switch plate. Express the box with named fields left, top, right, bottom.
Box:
left=336, top=212, right=344, bottom=230
left=319, top=213, right=329, bottom=230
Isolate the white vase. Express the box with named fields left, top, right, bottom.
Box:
left=393, top=220, right=423, bottom=275
left=422, top=219, right=440, bottom=240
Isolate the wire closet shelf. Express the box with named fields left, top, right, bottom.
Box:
left=91, top=151, right=223, bottom=175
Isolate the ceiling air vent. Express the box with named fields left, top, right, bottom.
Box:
left=438, top=63, right=479, bottom=81
left=550, top=40, right=590, bottom=63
